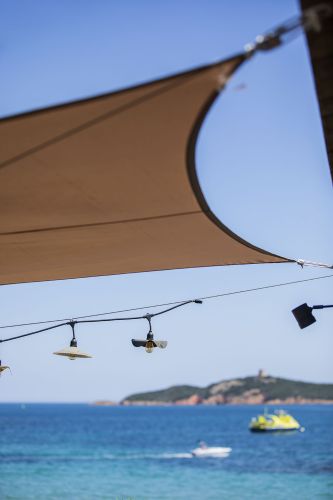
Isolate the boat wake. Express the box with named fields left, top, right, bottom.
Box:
left=104, top=450, right=231, bottom=460
left=1, top=450, right=231, bottom=464
left=104, top=452, right=193, bottom=460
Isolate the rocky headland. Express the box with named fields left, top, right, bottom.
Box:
left=107, top=371, right=333, bottom=406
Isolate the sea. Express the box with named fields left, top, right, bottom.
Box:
left=0, top=404, right=332, bottom=499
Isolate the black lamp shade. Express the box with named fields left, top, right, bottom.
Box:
left=292, top=303, right=316, bottom=329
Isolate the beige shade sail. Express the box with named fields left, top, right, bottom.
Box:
left=0, top=54, right=290, bottom=285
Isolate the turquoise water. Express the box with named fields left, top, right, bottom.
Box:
left=0, top=404, right=332, bottom=499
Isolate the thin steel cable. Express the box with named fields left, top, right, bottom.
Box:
left=0, top=273, right=332, bottom=330
left=197, top=274, right=333, bottom=300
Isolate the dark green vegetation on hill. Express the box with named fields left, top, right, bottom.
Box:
left=123, top=376, right=333, bottom=403
left=126, top=385, right=206, bottom=403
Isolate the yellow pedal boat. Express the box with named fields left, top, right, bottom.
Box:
left=249, top=409, right=302, bottom=432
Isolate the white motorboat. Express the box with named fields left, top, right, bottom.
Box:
left=191, top=443, right=232, bottom=458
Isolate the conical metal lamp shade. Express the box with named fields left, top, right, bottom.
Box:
left=53, top=346, right=92, bottom=359
left=53, top=341, right=92, bottom=360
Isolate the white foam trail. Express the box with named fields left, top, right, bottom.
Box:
left=5, top=451, right=231, bottom=463
left=104, top=452, right=193, bottom=460
left=159, top=453, right=193, bottom=459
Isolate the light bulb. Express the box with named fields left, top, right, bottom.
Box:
left=145, top=340, right=155, bottom=353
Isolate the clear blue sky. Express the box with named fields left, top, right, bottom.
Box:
left=0, top=0, right=332, bottom=402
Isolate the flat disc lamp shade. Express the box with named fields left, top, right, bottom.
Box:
left=53, top=339, right=92, bottom=359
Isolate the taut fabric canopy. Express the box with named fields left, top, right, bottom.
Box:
left=0, top=54, right=290, bottom=285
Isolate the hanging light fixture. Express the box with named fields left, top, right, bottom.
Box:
left=53, top=322, right=92, bottom=360
left=0, top=298, right=201, bottom=369
left=292, top=302, right=333, bottom=329
left=0, top=360, right=10, bottom=375
left=131, top=315, right=167, bottom=353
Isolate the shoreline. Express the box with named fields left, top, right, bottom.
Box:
left=94, top=399, right=333, bottom=407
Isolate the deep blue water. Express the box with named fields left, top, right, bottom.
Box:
left=0, top=404, right=332, bottom=499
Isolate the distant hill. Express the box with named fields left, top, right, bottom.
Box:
left=121, top=373, right=333, bottom=406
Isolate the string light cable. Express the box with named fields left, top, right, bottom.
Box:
left=0, top=299, right=202, bottom=345
left=0, top=274, right=332, bottom=344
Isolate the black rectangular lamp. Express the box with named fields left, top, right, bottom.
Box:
left=292, top=303, right=316, bottom=329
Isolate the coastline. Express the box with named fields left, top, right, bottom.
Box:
left=94, top=398, right=333, bottom=407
